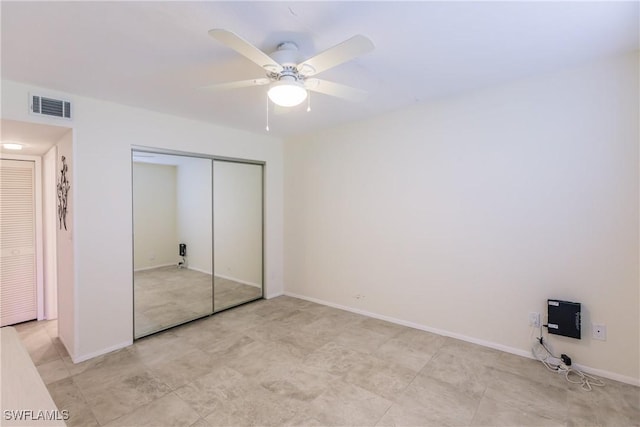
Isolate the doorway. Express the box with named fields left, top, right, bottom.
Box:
left=1, top=118, right=72, bottom=327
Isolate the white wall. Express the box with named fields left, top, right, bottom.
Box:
left=176, top=157, right=212, bottom=274
left=284, top=52, right=639, bottom=383
left=1, top=80, right=284, bottom=362
left=54, top=131, right=75, bottom=356
left=214, top=161, right=263, bottom=286
left=133, top=162, right=178, bottom=270
left=43, top=145, right=58, bottom=319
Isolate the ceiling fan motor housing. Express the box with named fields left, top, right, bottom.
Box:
left=271, top=42, right=300, bottom=66
left=274, top=67, right=303, bottom=83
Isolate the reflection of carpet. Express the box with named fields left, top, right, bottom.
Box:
left=134, top=266, right=262, bottom=338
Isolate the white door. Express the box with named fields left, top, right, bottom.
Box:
left=0, top=159, right=37, bottom=326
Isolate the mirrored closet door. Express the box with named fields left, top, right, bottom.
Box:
left=213, top=160, right=263, bottom=312
left=132, top=150, right=263, bottom=339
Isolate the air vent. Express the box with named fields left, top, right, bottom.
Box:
left=30, top=94, right=71, bottom=119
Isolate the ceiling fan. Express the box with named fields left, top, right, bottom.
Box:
left=204, top=29, right=375, bottom=108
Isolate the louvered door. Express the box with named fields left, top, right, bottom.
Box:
left=0, top=159, right=37, bottom=326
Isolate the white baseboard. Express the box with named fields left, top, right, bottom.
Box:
left=265, top=292, right=284, bottom=300
left=133, top=263, right=176, bottom=272
left=71, top=340, right=133, bottom=364
left=187, top=266, right=212, bottom=275
left=283, top=291, right=640, bottom=387
left=215, top=273, right=261, bottom=288
left=133, top=266, right=261, bottom=291
left=569, top=363, right=640, bottom=386
left=57, top=332, right=75, bottom=361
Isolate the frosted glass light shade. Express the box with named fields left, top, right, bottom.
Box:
left=268, top=81, right=307, bottom=107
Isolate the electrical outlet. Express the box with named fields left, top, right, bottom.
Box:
left=529, top=312, right=541, bottom=328
left=592, top=323, right=606, bottom=341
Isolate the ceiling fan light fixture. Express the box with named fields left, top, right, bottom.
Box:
left=268, top=80, right=307, bottom=107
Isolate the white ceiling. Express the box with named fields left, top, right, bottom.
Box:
left=1, top=1, right=638, bottom=138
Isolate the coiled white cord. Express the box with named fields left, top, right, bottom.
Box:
left=532, top=337, right=605, bottom=391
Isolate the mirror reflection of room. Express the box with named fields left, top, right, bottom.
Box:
left=132, top=152, right=213, bottom=338
left=213, top=160, right=263, bottom=312
left=132, top=151, right=264, bottom=339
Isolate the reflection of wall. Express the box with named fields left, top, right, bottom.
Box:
left=133, top=163, right=177, bottom=270
left=176, top=157, right=212, bottom=273
left=214, top=161, right=262, bottom=286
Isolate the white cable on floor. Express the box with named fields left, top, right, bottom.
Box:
left=531, top=332, right=605, bottom=392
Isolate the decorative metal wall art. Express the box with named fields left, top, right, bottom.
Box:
left=57, top=155, right=70, bottom=230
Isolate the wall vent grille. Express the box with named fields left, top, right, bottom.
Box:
left=30, top=94, right=71, bottom=119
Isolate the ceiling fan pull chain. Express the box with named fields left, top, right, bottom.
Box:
left=307, top=90, right=311, bottom=112
left=265, top=94, right=270, bottom=131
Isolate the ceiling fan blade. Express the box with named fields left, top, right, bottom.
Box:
left=209, top=29, right=282, bottom=72
left=200, top=78, right=269, bottom=91
left=297, top=35, right=374, bottom=76
left=305, top=78, right=367, bottom=102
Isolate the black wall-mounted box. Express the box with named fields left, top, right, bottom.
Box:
left=547, top=299, right=581, bottom=339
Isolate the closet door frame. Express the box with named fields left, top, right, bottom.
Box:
left=131, top=146, right=265, bottom=339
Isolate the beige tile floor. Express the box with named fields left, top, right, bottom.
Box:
left=13, top=296, right=640, bottom=427
left=134, top=266, right=262, bottom=337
